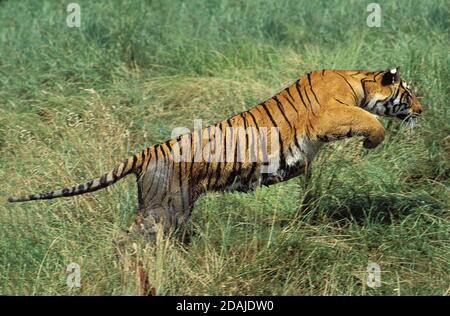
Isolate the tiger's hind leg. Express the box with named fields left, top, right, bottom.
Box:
left=114, top=162, right=195, bottom=295
left=119, top=142, right=202, bottom=292
left=123, top=189, right=194, bottom=294
left=131, top=193, right=195, bottom=243
left=115, top=196, right=195, bottom=295
left=130, top=159, right=196, bottom=241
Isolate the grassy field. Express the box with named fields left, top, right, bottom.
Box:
left=0, top=0, right=448, bottom=295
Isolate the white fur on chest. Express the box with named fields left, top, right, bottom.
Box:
left=285, top=136, right=321, bottom=168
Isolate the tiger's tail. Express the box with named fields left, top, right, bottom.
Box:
left=8, top=149, right=149, bottom=203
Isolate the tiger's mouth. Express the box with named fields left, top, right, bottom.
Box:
left=396, top=113, right=409, bottom=120
left=397, top=113, right=419, bottom=127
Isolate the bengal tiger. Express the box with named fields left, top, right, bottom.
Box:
left=8, top=67, right=423, bottom=236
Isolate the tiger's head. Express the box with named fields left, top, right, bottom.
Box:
left=362, top=67, right=423, bottom=125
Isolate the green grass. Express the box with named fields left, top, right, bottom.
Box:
left=0, top=0, right=449, bottom=295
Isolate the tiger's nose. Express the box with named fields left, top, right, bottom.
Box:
left=413, top=105, right=423, bottom=115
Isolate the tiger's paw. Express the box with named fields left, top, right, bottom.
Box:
left=363, top=139, right=380, bottom=149
left=363, top=134, right=384, bottom=149
left=363, top=126, right=385, bottom=149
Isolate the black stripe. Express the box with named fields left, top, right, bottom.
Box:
left=273, top=96, right=293, bottom=129
left=282, top=92, right=298, bottom=114
left=247, top=110, right=260, bottom=132
left=224, top=171, right=238, bottom=189
left=224, top=125, right=242, bottom=190
left=295, top=79, right=308, bottom=110
left=307, top=73, right=321, bottom=105
left=233, top=124, right=242, bottom=176
left=284, top=87, right=294, bottom=103
left=392, top=88, right=401, bottom=102
left=259, top=103, right=285, bottom=171
left=213, top=127, right=223, bottom=189
left=131, top=154, right=138, bottom=172
left=136, top=149, right=146, bottom=174
left=143, top=147, right=151, bottom=172
left=159, top=144, right=166, bottom=160
left=360, top=78, right=369, bottom=107
left=211, top=123, right=223, bottom=188
left=142, top=147, right=152, bottom=180
left=271, top=98, right=295, bottom=158
left=164, top=139, right=172, bottom=149
left=86, top=180, right=94, bottom=190
left=346, top=127, right=353, bottom=137
left=246, top=112, right=259, bottom=165
left=203, top=127, right=213, bottom=185
left=232, top=140, right=239, bottom=175
left=112, top=166, right=119, bottom=181
left=246, top=162, right=257, bottom=184
left=392, top=103, right=400, bottom=113
left=370, top=92, right=394, bottom=113
left=292, top=133, right=302, bottom=153
left=303, top=85, right=313, bottom=109
left=240, top=113, right=249, bottom=163
left=187, top=134, right=195, bottom=188
left=189, top=131, right=197, bottom=176
left=399, top=91, right=407, bottom=103
left=178, top=144, right=186, bottom=212
left=144, top=146, right=159, bottom=200
left=373, top=71, right=383, bottom=79
left=40, top=192, right=53, bottom=199
left=254, top=109, right=269, bottom=168
left=100, top=174, right=108, bottom=187
left=260, top=102, right=278, bottom=127
left=360, top=72, right=382, bottom=107
left=222, top=120, right=229, bottom=166
left=156, top=145, right=170, bottom=200
left=225, top=121, right=234, bottom=171
left=336, top=73, right=358, bottom=101
left=228, top=125, right=237, bottom=168
left=178, top=138, right=183, bottom=158
left=137, top=179, right=144, bottom=206
left=225, top=119, right=235, bottom=166
left=334, top=98, right=348, bottom=106
left=204, top=127, right=212, bottom=167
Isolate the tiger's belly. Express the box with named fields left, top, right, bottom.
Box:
left=262, top=136, right=321, bottom=186
left=223, top=136, right=322, bottom=192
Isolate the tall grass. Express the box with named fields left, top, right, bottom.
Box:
left=0, top=0, right=448, bottom=295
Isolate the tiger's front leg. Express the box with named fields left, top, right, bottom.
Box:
left=315, top=104, right=386, bottom=148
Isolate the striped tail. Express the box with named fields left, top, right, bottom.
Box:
left=8, top=149, right=148, bottom=203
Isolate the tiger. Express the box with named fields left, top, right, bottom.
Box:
left=8, top=67, right=423, bottom=236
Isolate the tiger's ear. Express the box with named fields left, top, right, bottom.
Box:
left=381, top=67, right=401, bottom=85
